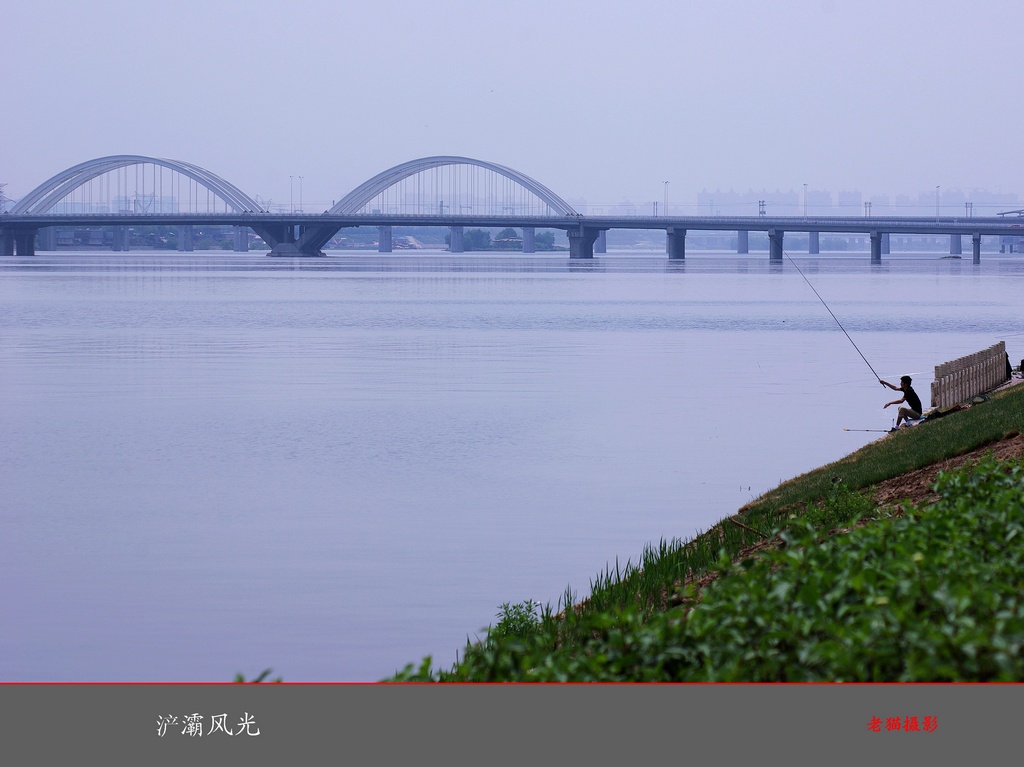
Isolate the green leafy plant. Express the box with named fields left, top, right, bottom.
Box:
left=391, top=453, right=1024, bottom=682
left=489, top=600, right=541, bottom=642
left=233, top=668, right=282, bottom=683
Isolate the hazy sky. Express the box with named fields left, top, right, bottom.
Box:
left=3, top=0, right=1022, bottom=210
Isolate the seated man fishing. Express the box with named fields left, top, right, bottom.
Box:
left=880, top=375, right=923, bottom=429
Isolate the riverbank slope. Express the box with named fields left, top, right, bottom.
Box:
left=390, top=375, right=1024, bottom=681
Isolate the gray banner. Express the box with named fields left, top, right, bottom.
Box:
left=2, top=683, right=1014, bottom=764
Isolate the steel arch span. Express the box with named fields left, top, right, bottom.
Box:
left=329, top=156, right=577, bottom=217
left=11, top=155, right=264, bottom=214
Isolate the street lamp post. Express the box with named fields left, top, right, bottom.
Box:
left=290, top=176, right=294, bottom=214
left=663, top=181, right=669, bottom=216
left=299, top=176, right=304, bottom=213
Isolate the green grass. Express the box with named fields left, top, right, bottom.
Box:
left=387, top=382, right=1024, bottom=682
left=407, top=453, right=1024, bottom=681
left=740, top=383, right=1024, bottom=525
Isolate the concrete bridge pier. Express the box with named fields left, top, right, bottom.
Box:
left=38, top=227, right=57, bottom=251
left=595, top=229, right=607, bottom=254
left=18, top=229, right=37, bottom=256
left=6, top=228, right=36, bottom=256
left=737, top=230, right=749, bottom=254
left=667, top=227, right=686, bottom=260
left=21, top=230, right=37, bottom=256
left=950, top=235, right=962, bottom=255
left=882, top=233, right=890, bottom=254
left=568, top=226, right=600, bottom=259
left=177, top=225, right=194, bottom=252
left=233, top=226, right=249, bottom=252
left=252, top=223, right=296, bottom=256
left=870, top=232, right=883, bottom=264
left=255, top=222, right=333, bottom=257
left=112, top=226, right=130, bottom=252
left=973, top=233, right=982, bottom=264
left=449, top=225, right=464, bottom=253
left=522, top=227, right=536, bottom=253
left=768, top=229, right=784, bottom=261
left=378, top=225, right=393, bottom=253
left=808, top=231, right=819, bottom=254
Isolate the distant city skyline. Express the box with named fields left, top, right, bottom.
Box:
left=571, top=185, right=1021, bottom=218
left=4, top=167, right=1020, bottom=219
left=5, top=182, right=1020, bottom=220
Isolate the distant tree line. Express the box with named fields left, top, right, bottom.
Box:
left=446, top=228, right=561, bottom=252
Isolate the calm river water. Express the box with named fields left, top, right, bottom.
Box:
left=2, top=250, right=1022, bottom=681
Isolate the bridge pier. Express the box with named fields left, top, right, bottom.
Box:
left=15, top=228, right=37, bottom=256
left=667, top=227, right=686, bottom=260
left=253, top=224, right=291, bottom=255
left=595, top=229, right=607, bottom=254
left=808, top=231, right=819, bottom=254
left=737, top=230, right=749, bottom=254
left=522, top=227, right=536, bottom=253
left=378, top=225, right=393, bottom=253
left=255, top=223, right=301, bottom=256
left=177, top=225, right=194, bottom=252
left=882, top=233, right=890, bottom=254
left=768, top=229, right=784, bottom=261
left=254, top=222, right=332, bottom=257
left=449, top=225, right=464, bottom=253
left=38, top=227, right=57, bottom=251
left=233, top=226, right=249, bottom=252
left=870, top=231, right=883, bottom=264
left=568, top=226, right=600, bottom=259
left=17, top=230, right=36, bottom=256
left=950, top=234, right=962, bottom=255
left=973, top=233, right=982, bottom=264
left=120, top=226, right=133, bottom=252
left=2, top=227, right=37, bottom=256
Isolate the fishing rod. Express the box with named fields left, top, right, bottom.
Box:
left=783, top=249, right=883, bottom=382
left=842, top=427, right=892, bottom=433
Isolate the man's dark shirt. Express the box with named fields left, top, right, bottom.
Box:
left=904, top=386, right=922, bottom=415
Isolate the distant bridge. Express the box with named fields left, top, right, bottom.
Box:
left=3, top=154, right=1023, bottom=262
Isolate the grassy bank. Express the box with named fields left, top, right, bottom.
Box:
left=389, top=381, right=1024, bottom=681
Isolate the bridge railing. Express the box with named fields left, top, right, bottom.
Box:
left=930, top=341, right=1008, bottom=408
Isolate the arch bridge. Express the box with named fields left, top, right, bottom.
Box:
left=4, top=155, right=1024, bottom=261
left=1, top=155, right=583, bottom=257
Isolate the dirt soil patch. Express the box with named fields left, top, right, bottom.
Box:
left=869, top=432, right=1024, bottom=509
left=671, top=431, right=1024, bottom=608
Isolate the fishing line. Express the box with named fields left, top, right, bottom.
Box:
left=783, top=248, right=882, bottom=382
